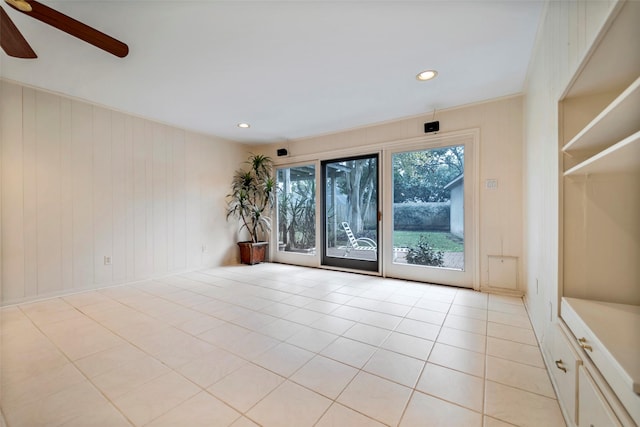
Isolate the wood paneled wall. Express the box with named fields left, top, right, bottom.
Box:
left=0, top=80, right=247, bottom=304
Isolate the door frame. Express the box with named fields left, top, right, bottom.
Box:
left=268, top=129, right=479, bottom=289
left=381, top=132, right=480, bottom=289
left=271, top=160, right=321, bottom=268
left=320, top=153, right=380, bottom=273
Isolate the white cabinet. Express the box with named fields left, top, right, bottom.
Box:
left=548, top=317, right=636, bottom=427
left=562, top=299, right=640, bottom=402
left=549, top=324, right=582, bottom=424
left=552, top=1, right=640, bottom=426
left=559, top=298, right=640, bottom=426
left=548, top=319, right=636, bottom=427
left=578, top=367, right=621, bottom=427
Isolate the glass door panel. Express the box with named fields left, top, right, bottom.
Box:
left=392, top=145, right=464, bottom=269
left=385, top=142, right=475, bottom=288
left=274, top=164, right=317, bottom=264
left=322, top=154, right=379, bottom=272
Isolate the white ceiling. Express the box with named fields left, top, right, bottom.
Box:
left=0, top=1, right=544, bottom=144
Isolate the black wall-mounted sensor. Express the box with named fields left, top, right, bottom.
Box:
left=277, top=148, right=288, bottom=157
left=424, top=121, right=440, bottom=133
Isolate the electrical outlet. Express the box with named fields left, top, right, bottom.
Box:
left=548, top=301, right=553, bottom=322
left=104, top=256, right=112, bottom=265
left=536, top=278, right=539, bottom=295
left=202, top=245, right=207, bottom=253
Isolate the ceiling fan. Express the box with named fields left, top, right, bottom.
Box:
left=0, top=0, right=128, bottom=59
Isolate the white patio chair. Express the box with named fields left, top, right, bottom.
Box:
left=341, top=222, right=377, bottom=256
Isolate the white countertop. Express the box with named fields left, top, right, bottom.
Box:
left=562, top=297, right=640, bottom=394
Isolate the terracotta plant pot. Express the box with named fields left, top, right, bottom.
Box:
left=237, top=241, right=269, bottom=265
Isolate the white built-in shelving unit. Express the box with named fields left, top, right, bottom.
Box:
left=548, top=1, right=640, bottom=426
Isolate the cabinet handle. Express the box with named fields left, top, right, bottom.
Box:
left=578, top=337, right=593, bottom=352
left=555, top=359, right=567, bottom=373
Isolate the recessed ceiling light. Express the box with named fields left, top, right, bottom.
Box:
left=237, top=123, right=250, bottom=128
left=416, top=70, right=438, bottom=81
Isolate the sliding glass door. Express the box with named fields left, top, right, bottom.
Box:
left=272, top=133, right=477, bottom=287
left=273, top=163, right=318, bottom=267
left=321, top=154, right=379, bottom=272
left=384, top=140, right=476, bottom=288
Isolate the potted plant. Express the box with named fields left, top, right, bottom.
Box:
left=226, top=153, right=276, bottom=264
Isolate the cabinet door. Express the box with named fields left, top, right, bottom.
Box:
left=551, top=324, right=581, bottom=424
left=578, top=366, right=621, bottom=427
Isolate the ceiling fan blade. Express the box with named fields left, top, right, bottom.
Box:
left=1, top=7, right=37, bottom=58
left=5, top=0, right=128, bottom=57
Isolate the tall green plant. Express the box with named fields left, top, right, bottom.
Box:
left=226, top=154, right=275, bottom=243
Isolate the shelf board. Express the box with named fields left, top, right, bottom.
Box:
left=562, top=1, right=640, bottom=100
left=563, top=76, right=640, bottom=154
left=564, top=130, right=640, bottom=176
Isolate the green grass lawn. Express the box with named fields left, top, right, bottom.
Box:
left=393, top=230, right=464, bottom=252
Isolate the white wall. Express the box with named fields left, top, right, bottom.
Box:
left=522, top=1, right=617, bottom=339
left=253, top=95, right=524, bottom=291
left=0, top=80, right=247, bottom=305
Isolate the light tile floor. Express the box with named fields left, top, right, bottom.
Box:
left=0, top=264, right=566, bottom=426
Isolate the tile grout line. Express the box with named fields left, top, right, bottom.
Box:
left=15, top=296, right=139, bottom=426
